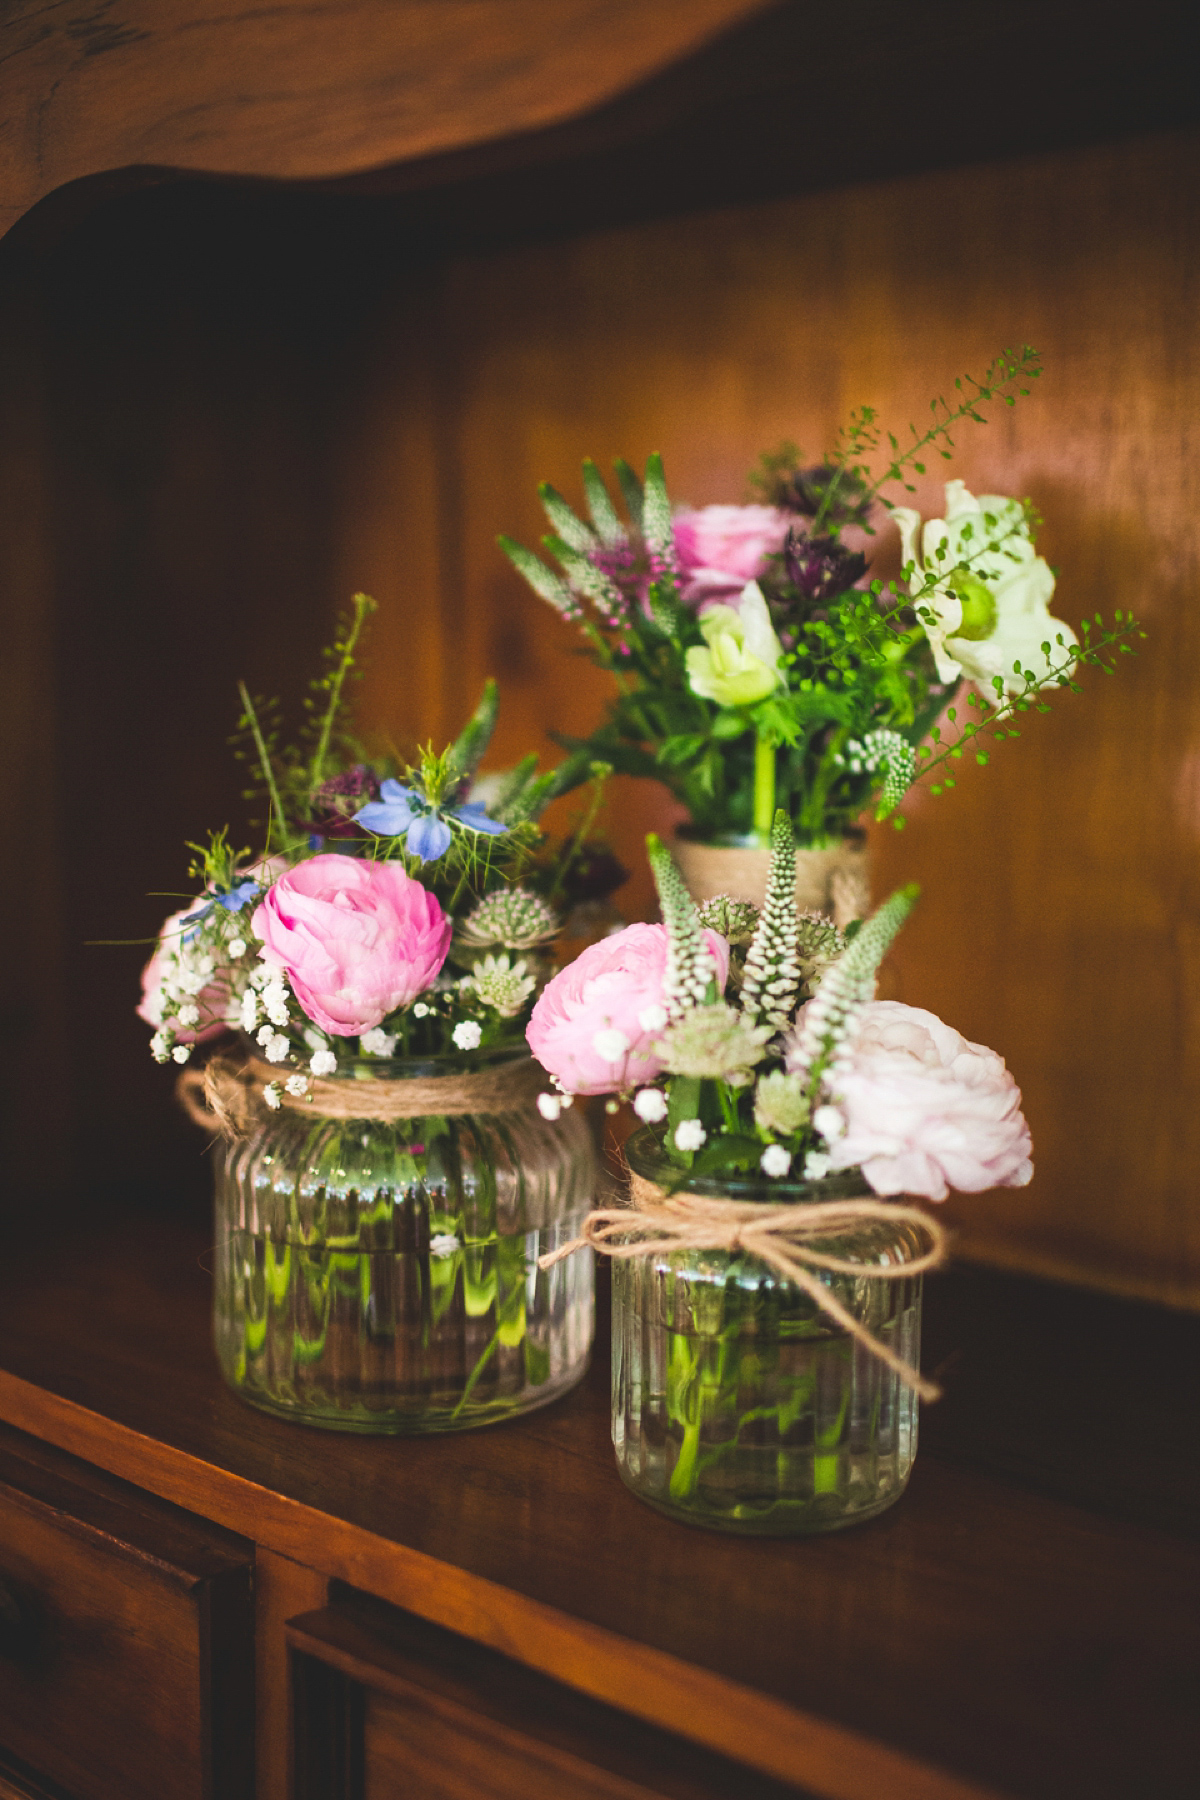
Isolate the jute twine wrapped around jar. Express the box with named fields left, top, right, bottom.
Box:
left=541, top=1166, right=947, bottom=1400
left=177, top=1052, right=548, bottom=1138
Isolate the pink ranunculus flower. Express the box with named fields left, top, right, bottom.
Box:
left=138, top=907, right=235, bottom=1043
left=816, top=1000, right=1034, bottom=1201
left=526, top=922, right=730, bottom=1096
left=673, top=504, right=792, bottom=607
left=251, top=854, right=451, bottom=1037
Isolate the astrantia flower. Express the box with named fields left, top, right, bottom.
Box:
left=656, top=1002, right=772, bottom=1084
left=355, top=779, right=508, bottom=864
left=468, top=954, right=537, bottom=1018
left=458, top=887, right=559, bottom=950
left=892, top=481, right=1077, bottom=695
left=753, top=1069, right=809, bottom=1137
left=696, top=894, right=760, bottom=947
left=685, top=582, right=785, bottom=708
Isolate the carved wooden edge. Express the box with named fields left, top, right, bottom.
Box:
left=0, top=0, right=775, bottom=242
left=0, top=1370, right=1004, bottom=1800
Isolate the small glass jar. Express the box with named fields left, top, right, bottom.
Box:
left=212, top=1051, right=595, bottom=1433
left=611, top=1130, right=924, bottom=1534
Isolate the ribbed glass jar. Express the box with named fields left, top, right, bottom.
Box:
left=612, top=1130, right=924, bottom=1534
left=213, top=1052, right=595, bottom=1433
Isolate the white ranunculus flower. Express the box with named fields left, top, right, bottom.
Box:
left=685, top=580, right=785, bottom=708
left=891, top=480, right=1077, bottom=695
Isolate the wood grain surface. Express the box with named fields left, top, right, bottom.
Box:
left=0, top=1422, right=253, bottom=1800
left=0, top=0, right=772, bottom=238
left=327, top=125, right=1200, bottom=1305
left=287, top=1597, right=815, bottom=1800
left=0, top=1211, right=1197, bottom=1800
left=0, top=15, right=1196, bottom=1303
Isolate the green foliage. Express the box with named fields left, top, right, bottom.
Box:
left=500, top=349, right=1138, bottom=842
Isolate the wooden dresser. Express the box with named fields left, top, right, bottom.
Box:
left=1, top=1208, right=1197, bottom=1800
left=2, top=4, right=1200, bottom=1796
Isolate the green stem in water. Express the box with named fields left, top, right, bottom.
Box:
left=753, top=731, right=776, bottom=842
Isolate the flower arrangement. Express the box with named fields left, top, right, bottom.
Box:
left=501, top=348, right=1142, bottom=845
left=137, top=592, right=608, bottom=1096
left=528, top=811, right=1032, bottom=1202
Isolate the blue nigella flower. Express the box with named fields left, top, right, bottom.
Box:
left=354, top=780, right=508, bottom=864
left=179, top=878, right=262, bottom=943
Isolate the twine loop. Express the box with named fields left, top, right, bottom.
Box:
left=540, top=1167, right=947, bottom=1400
left=177, top=1050, right=547, bottom=1138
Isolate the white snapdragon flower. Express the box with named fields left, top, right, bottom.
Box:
left=892, top=481, right=1077, bottom=694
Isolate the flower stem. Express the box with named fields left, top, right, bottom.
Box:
left=753, top=731, right=776, bottom=842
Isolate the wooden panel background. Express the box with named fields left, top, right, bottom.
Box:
left=328, top=126, right=1200, bottom=1306
left=0, top=117, right=1195, bottom=1300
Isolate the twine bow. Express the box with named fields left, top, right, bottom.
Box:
left=541, top=1168, right=947, bottom=1400
left=177, top=1051, right=547, bottom=1137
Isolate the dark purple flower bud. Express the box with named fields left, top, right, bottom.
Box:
left=783, top=529, right=868, bottom=603
left=769, top=463, right=872, bottom=528
left=301, top=764, right=382, bottom=837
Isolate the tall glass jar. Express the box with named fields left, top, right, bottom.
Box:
left=212, top=1051, right=595, bottom=1433
left=611, top=1130, right=925, bottom=1534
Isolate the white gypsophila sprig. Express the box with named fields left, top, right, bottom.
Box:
left=648, top=835, right=714, bottom=1018
left=785, top=885, right=918, bottom=1109
left=739, top=810, right=800, bottom=1031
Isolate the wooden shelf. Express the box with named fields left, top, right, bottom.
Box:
left=0, top=1210, right=1196, bottom=1800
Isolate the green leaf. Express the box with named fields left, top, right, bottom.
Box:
left=446, top=679, right=499, bottom=784
left=688, top=1135, right=761, bottom=1179
left=657, top=733, right=707, bottom=766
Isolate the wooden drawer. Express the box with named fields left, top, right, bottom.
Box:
left=288, top=1590, right=814, bottom=1800
left=0, top=1423, right=253, bottom=1800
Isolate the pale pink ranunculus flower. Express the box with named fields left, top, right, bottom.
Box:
left=251, top=854, right=451, bottom=1036
left=138, top=906, right=235, bottom=1042
left=673, top=504, right=792, bottom=607
left=814, top=1000, right=1033, bottom=1201
left=526, top=922, right=730, bottom=1096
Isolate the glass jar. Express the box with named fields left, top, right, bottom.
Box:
left=611, top=1130, right=925, bottom=1534
left=212, top=1052, right=595, bottom=1433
